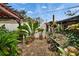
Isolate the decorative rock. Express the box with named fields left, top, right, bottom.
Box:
left=64, top=48, right=69, bottom=54
left=67, top=46, right=78, bottom=53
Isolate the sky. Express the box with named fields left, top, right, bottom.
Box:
left=8, top=3, right=79, bottom=22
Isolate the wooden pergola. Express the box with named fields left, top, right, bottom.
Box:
left=0, top=3, right=23, bottom=25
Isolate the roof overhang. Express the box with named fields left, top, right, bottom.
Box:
left=57, top=15, right=79, bottom=24
left=0, top=3, right=21, bottom=23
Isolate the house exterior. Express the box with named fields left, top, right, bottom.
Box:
left=0, top=3, right=23, bottom=31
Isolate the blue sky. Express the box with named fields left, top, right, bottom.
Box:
left=9, top=3, right=79, bottom=22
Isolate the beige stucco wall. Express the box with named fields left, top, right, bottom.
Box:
left=0, top=19, right=19, bottom=31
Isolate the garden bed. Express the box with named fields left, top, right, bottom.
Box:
left=18, top=39, right=59, bottom=56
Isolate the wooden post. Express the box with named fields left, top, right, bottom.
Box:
left=52, top=15, right=55, bottom=36
left=53, top=15, right=55, bottom=23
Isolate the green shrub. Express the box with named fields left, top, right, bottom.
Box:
left=64, top=30, right=79, bottom=47
left=0, top=26, right=19, bottom=56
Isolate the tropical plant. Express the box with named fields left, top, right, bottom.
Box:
left=18, top=20, right=40, bottom=44
left=0, top=26, right=19, bottom=56
left=19, top=20, right=40, bottom=37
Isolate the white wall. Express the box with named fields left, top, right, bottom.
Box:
left=0, top=23, right=18, bottom=31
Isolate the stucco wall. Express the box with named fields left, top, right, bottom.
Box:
left=0, top=19, right=18, bottom=31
